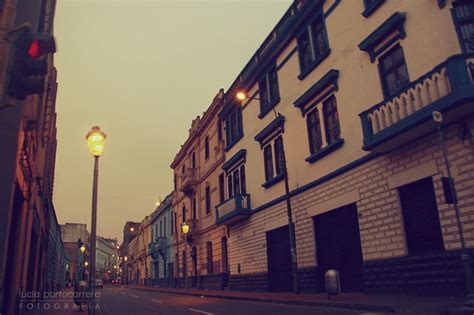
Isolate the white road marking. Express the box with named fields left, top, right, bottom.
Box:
left=131, top=294, right=139, bottom=298
left=188, top=308, right=214, bottom=315
left=151, top=299, right=162, bottom=303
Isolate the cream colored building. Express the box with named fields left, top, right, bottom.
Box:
left=216, top=0, right=474, bottom=294
left=171, top=89, right=228, bottom=289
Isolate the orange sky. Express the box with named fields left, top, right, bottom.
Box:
left=53, top=0, right=290, bottom=242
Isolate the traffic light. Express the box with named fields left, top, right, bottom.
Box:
left=8, top=30, right=56, bottom=100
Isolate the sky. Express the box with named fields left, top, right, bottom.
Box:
left=53, top=0, right=291, bottom=242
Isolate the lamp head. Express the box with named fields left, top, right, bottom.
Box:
left=236, top=91, right=248, bottom=102
left=181, top=222, right=190, bottom=235
left=124, top=256, right=128, bottom=262
left=432, top=111, right=443, bottom=123
left=80, top=244, right=86, bottom=253
left=86, top=126, right=107, bottom=157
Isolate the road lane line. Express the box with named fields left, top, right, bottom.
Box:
left=188, top=308, right=214, bottom=315
left=151, top=299, right=162, bottom=303
left=131, top=294, right=139, bottom=298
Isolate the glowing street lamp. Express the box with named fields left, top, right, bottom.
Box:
left=234, top=91, right=300, bottom=294
left=80, top=244, right=86, bottom=253
left=84, top=261, right=89, bottom=267
left=130, top=227, right=135, bottom=232
left=85, top=126, right=107, bottom=314
left=181, top=222, right=190, bottom=292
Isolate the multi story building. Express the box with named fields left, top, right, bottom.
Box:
left=96, top=236, right=118, bottom=282
left=127, top=233, right=138, bottom=284
left=136, top=216, right=151, bottom=285
left=45, top=205, right=68, bottom=291
left=0, top=1, right=60, bottom=313
left=216, top=0, right=474, bottom=295
left=170, top=89, right=227, bottom=289
left=120, top=221, right=139, bottom=285
left=61, top=223, right=90, bottom=283
left=149, top=194, right=174, bottom=287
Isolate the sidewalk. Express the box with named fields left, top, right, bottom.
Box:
left=124, top=284, right=468, bottom=314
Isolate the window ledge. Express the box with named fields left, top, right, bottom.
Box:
left=262, top=173, right=285, bottom=189
left=225, top=133, right=244, bottom=152
left=362, top=0, right=385, bottom=18
left=298, top=49, right=331, bottom=81
left=305, top=138, right=344, bottom=164
left=258, top=97, right=281, bottom=119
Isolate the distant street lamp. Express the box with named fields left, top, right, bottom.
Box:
left=130, top=227, right=135, bottom=232
left=84, top=261, right=89, bottom=267
left=86, top=126, right=107, bottom=315
left=236, top=91, right=300, bottom=294
left=181, top=222, right=190, bottom=293
left=124, top=256, right=128, bottom=285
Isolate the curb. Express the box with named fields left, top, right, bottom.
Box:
left=123, top=285, right=397, bottom=313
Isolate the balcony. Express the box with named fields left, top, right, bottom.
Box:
left=360, top=54, right=474, bottom=152
left=216, top=194, right=251, bottom=226
left=179, top=167, right=197, bottom=195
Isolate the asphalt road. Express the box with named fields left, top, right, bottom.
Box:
left=92, top=286, right=381, bottom=315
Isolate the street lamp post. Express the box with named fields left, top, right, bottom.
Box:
left=181, top=222, right=189, bottom=293
left=432, top=111, right=474, bottom=305
left=86, top=126, right=107, bottom=315
left=236, top=92, right=300, bottom=294
left=79, top=242, right=86, bottom=281
left=124, top=256, right=128, bottom=285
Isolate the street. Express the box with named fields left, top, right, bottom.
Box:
left=27, top=285, right=383, bottom=315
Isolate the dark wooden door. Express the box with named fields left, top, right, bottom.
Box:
left=398, top=177, right=444, bottom=254
left=266, top=225, right=293, bottom=292
left=314, top=203, right=363, bottom=292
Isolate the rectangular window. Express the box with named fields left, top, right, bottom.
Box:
left=258, top=66, right=280, bottom=116
left=264, top=144, right=274, bottom=182
left=297, top=14, right=329, bottom=74
left=274, top=136, right=284, bottom=176
left=379, top=45, right=409, bottom=97
left=171, top=212, right=174, bottom=235
left=205, top=186, right=211, bottom=215
left=219, top=173, right=225, bottom=203
left=225, top=108, right=244, bottom=148
left=398, top=177, right=444, bottom=255
left=192, top=197, right=197, bottom=219
left=307, top=108, right=323, bottom=154
left=240, top=165, right=246, bottom=195
left=233, top=169, right=240, bottom=196
left=228, top=174, right=234, bottom=199
left=217, top=120, right=222, bottom=141
left=182, top=206, right=186, bottom=222
left=164, top=217, right=167, bottom=236
left=453, top=1, right=474, bottom=53
left=206, top=242, right=213, bottom=275
left=205, top=136, right=210, bottom=160
left=160, top=221, right=162, bottom=237
left=322, top=96, right=341, bottom=146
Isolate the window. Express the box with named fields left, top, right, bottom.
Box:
left=379, top=45, right=409, bottom=97
left=205, top=136, right=210, bottom=160
left=322, top=96, right=341, bottom=146
left=264, top=144, right=274, bottom=182
left=297, top=14, right=329, bottom=76
left=206, top=242, right=213, bottom=275
left=217, top=120, right=222, bottom=141
left=181, top=165, right=185, bottom=174
left=307, top=108, right=323, bottom=155
left=182, top=206, right=186, bottom=222
left=453, top=1, right=474, bottom=53
left=171, top=212, right=175, bottom=235
left=258, top=66, right=280, bottom=116
left=274, top=136, right=284, bottom=176
left=191, top=152, right=196, bottom=169
left=219, top=173, right=225, bottom=203
left=225, top=108, right=243, bottom=149
left=205, top=186, right=211, bottom=215
left=192, top=196, right=197, bottom=219
left=164, top=217, right=167, bottom=236
left=398, top=177, right=444, bottom=254
left=226, top=166, right=246, bottom=198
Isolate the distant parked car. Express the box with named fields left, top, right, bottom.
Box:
left=95, top=279, right=104, bottom=289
